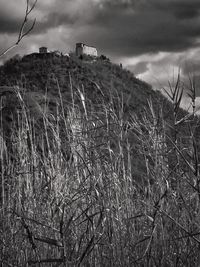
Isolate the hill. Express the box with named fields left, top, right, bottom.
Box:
left=0, top=52, right=169, bottom=112
left=0, top=52, right=194, bottom=174
left=0, top=52, right=177, bottom=181
left=1, top=52, right=200, bottom=266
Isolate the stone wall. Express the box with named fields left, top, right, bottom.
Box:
left=39, top=47, right=48, bottom=53
left=76, top=43, right=97, bottom=57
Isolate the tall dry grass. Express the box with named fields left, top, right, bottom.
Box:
left=0, top=77, right=200, bottom=266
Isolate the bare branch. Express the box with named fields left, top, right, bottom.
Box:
left=18, top=18, right=36, bottom=42
left=0, top=0, right=37, bottom=58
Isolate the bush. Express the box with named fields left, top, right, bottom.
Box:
left=100, top=54, right=110, bottom=62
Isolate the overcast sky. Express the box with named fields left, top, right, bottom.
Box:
left=1, top=0, right=200, bottom=108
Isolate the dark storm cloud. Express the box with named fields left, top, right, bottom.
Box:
left=78, top=0, right=200, bottom=57
left=1, top=0, right=200, bottom=71
left=0, top=0, right=37, bottom=34
left=32, top=13, right=76, bottom=34
left=0, top=16, right=21, bottom=33
left=2, top=0, right=200, bottom=58
left=152, top=0, right=200, bottom=19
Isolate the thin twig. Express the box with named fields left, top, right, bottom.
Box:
left=0, top=0, right=37, bottom=58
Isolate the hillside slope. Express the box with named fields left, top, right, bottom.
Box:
left=1, top=53, right=200, bottom=266
left=0, top=53, right=169, bottom=114
left=0, top=53, right=196, bottom=180
left=0, top=53, right=177, bottom=180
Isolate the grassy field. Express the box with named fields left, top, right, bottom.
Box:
left=1, top=56, right=200, bottom=266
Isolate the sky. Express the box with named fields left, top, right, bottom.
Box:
left=1, top=0, right=200, bottom=110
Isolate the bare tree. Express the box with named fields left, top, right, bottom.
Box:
left=0, top=0, right=37, bottom=58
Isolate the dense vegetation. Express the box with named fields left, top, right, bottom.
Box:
left=0, top=53, right=200, bottom=266
left=0, top=53, right=164, bottom=110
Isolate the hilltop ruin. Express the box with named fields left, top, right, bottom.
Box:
left=75, top=43, right=98, bottom=57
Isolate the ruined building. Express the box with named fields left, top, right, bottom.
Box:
left=39, top=47, right=48, bottom=53
left=76, top=43, right=98, bottom=57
